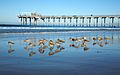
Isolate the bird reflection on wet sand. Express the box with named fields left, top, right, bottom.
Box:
left=7, top=36, right=110, bottom=57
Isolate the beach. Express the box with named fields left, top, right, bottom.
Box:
left=0, top=31, right=120, bottom=75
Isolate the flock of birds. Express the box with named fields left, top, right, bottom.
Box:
left=8, top=38, right=65, bottom=57
left=69, top=36, right=110, bottom=49
left=26, top=38, right=65, bottom=56
left=8, top=36, right=110, bottom=57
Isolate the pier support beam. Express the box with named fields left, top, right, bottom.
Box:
left=57, top=17, right=61, bottom=26
left=67, top=17, right=72, bottom=26
left=48, top=17, right=50, bottom=22
left=23, top=18, right=25, bottom=25
left=81, top=17, right=85, bottom=27
left=20, top=17, right=23, bottom=25
left=101, top=17, right=106, bottom=27
left=75, top=17, right=78, bottom=26
left=118, top=17, right=120, bottom=27
left=58, top=18, right=61, bottom=22
left=25, top=17, right=27, bottom=25
left=110, top=17, right=114, bottom=27
left=53, top=17, right=55, bottom=22
left=87, top=17, right=91, bottom=27
left=33, top=17, right=38, bottom=25
left=94, top=17, right=99, bottom=27
left=29, top=17, right=32, bottom=25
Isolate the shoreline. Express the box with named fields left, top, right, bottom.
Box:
left=0, top=24, right=120, bottom=33
left=0, top=28, right=120, bottom=33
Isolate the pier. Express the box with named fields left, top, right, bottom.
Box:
left=18, top=12, right=120, bottom=27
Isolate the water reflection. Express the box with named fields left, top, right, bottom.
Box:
left=7, top=33, right=112, bottom=57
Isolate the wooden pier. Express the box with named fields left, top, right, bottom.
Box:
left=18, top=12, right=120, bottom=27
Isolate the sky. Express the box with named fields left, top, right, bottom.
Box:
left=0, top=0, right=120, bottom=24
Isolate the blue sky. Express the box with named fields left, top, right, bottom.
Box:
left=0, top=0, right=120, bottom=24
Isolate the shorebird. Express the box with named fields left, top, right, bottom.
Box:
left=49, top=40, right=54, bottom=47
left=8, top=41, right=15, bottom=45
left=69, top=37, right=80, bottom=43
left=93, top=42, right=97, bottom=45
left=38, top=39, right=48, bottom=44
left=104, top=37, right=110, bottom=40
left=69, top=37, right=76, bottom=41
left=24, top=39, right=30, bottom=43
left=56, top=39, right=65, bottom=46
left=98, top=37, right=103, bottom=41
left=69, top=44, right=80, bottom=48
left=56, top=39, right=65, bottom=49
left=29, top=43, right=33, bottom=47
left=102, top=37, right=110, bottom=45
left=57, top=39, right=65, bottom=43
left=28, top=43, right=36, bottom=48
left=81, top=37, right=87, bottom=40
left=93, top=37, right=97, bottom=41
left=57, top=45, right=61, bottom=49
left=8, top=41, right=15, bottom=50
left=56, top=41, right=61, bottom=47
left=83, top=39, right=89, bottom=43
left=43, top=39, right=48, bottom=43
left=69, top=44, right=75, bottom=47
left=38, top=40, right=44, bottom=46
left=105, top=42, right=109, bottom=45
left=77, top=37, right=82, bottom=41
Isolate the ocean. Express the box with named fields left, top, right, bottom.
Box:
left=0, top=24, right=120, bottom=33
